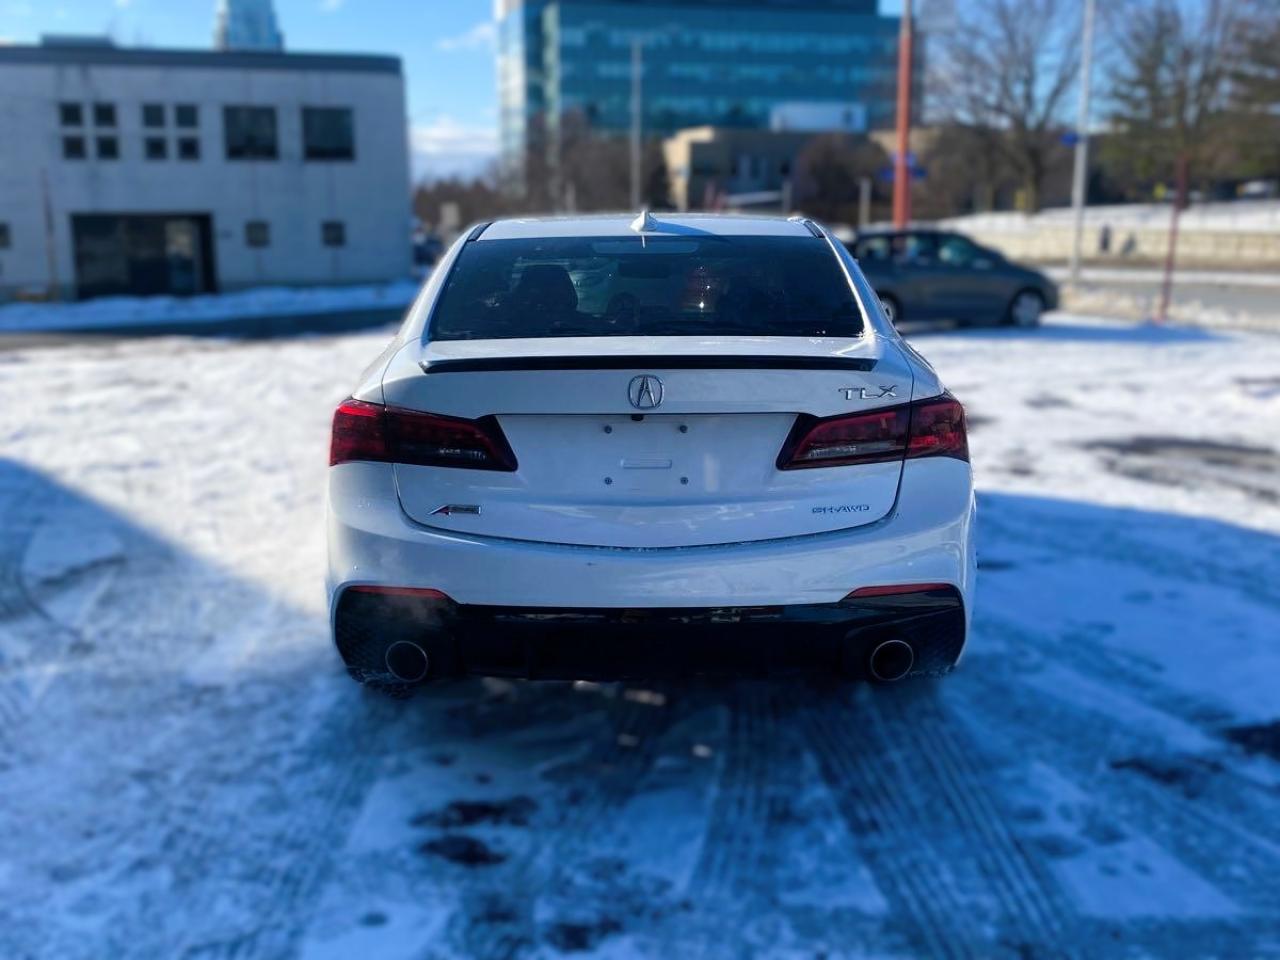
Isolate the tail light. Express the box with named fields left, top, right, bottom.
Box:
left=345, top=585, right=452, bottom=600
left=846, top=583, right=954, bottom=599
left=330, top=398, right=517, bottom=471
left=777, top=393, right=968, bottom=469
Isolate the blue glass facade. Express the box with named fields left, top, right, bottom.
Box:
left=497, top=0, right=910, bottom=181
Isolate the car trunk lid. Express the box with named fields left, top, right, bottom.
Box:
left=382, top=336, right=913, bottom=548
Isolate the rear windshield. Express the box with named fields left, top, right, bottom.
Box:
left=428, top=235, right=863, bottom=341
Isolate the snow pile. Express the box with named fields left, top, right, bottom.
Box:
left=944, top=198, right=1280, bottom=234
left=1059, top=286, right=1280, bottom=332
left=0, top=280, right=420, bottom=334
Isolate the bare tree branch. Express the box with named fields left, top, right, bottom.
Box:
left=924, top=0, right=1081, bottom=210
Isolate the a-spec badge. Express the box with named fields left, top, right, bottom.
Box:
left=430, top=504, right=481, bottom=516
left=628, top=375, right=664, bottom=410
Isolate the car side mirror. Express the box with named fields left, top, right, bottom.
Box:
left=972, top=256, right=995, bottom=270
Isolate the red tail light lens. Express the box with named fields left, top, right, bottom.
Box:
left=330, top=398, right=389, bottom=466
left=777, top=393, right=968, bottom=469
left=330, top=399, right=517, bottom=471
left=345, top=586, right=452, bottom=600
left=905, top=395, right=968, bottom=462
left=846, top=583, right=954, bottom=599
left=777, top=407, right=910, bottom=469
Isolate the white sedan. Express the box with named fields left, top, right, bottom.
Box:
left=326, top=213, right=976, bottom=691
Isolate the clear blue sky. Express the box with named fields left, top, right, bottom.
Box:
left=0, top=0, right=502, bottom=180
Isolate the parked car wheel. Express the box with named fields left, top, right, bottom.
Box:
left=1006, top=289, right=1045, bottom=327
left=878, top=293, right=901, bottom=325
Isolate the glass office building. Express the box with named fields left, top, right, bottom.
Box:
left=497, top=0, right=914, bottom=185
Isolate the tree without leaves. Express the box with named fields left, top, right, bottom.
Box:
left=1104, top=0, right=1244, bottom=197
left=792, top=135, right=890, bottom=224
left=1229, top=0, right=1280, bottom=181
left=413, top=110, right=673, bottom=226
left=913, top=123, right=1025, bottom=218
left=412, top=168, right=510, bottom=231
left=554, top=110, right=671, bottom=212
left=923, top=0, right=1080, bottom=212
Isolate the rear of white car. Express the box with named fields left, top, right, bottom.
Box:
left=326, top=215, right=975, bottom=690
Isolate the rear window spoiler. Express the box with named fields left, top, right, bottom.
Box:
left=419, top=355, right=877, bottom=374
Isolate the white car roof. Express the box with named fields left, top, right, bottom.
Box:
left=479, top=213, right=819, bottom=241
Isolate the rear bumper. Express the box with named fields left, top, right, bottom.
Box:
left=328, top=458, right=974, bottom=606
left=326, top=456, right=976, bottom=679
left=335, top=586, right=966, bottom=682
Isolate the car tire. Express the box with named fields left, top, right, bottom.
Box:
left=1005, top=289, right=1045, bottom=327
left=878, top=293, right=901, bottom=326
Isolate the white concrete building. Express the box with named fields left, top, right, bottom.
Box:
left=0, top=39, right=410, bottom=300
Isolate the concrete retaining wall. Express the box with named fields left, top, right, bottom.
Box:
left=962, top=225, right=1280, bottom=268
left=942, top=202, right=1280, bottom=268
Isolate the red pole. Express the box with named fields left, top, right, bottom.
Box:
left=892, top=0, right=914, bottom=228
left=1155, top=153, right=1188, bottom=324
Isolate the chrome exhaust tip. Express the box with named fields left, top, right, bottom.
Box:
left=868, top=638, right=914, bottom=683
left=385, top=640, right=430, bottom=683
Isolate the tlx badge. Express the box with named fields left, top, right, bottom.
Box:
left=840, top=385, right=898, bottom=400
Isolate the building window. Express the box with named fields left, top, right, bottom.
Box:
left=145, top=137, right=167, bottom=160
left=302, top=107, right=354, bottom=161
left=96, top=136, right=119, bottom=160
left=245, top=221, right=270, bottom=248
left=175, top=104, right=198, bottom=128
left=0, top=223, right=10, bottom=249
left=59, top=102, right=83, bottom=126
left=224, top=106, right=278, bottom=160
left=321, top=221, right=346, bottom=247
left=177, top=136, right=200, bottom=161
left=63, top=136, right=87, bottom=160
left=93, top=103, right=116, bottom=127
left=142, top=103, right=166, bottom=128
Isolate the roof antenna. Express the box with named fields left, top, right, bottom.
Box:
left=630, top=208, right=658, bottom=234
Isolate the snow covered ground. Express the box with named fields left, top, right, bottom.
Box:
left=1, top=316, right=1278, bottom=958
left=0, top=280, right=419, bottom=334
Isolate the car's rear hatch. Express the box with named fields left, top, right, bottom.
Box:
left=381, top=335, right=913, bottom=548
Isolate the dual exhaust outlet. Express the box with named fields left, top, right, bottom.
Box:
left=385, top=640, right=430, bottom=683
left=384, top=637, right=915, bottom=685
left=868, top=638, right=915, bottom=683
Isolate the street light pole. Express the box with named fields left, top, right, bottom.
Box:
left=892, top=0, right=914, bottom=229
left=630, top=38, right=643, bottom=210
left=1068, top=0, right=1097, bottom=292
left=1156, top=152, right=1189, bottom=324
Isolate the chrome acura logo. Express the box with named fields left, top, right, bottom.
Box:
left=628, top=374, right=664, bottom=410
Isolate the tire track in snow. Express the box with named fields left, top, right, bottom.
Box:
left=958, top=662, right=1280, bottom=919
left=979, top=612, right=1280, bottom=852
left=798, top=683, right=1077, bottom=959
left=680, top=684, right=854, bottom=958
left=686, top=684, right=775, bottom=899
left=626, top=683, right=893, bottom=959
left=797, top=687, right=968, bottom=959
left=0, top=473, right=83, bottom=764
left=438, top=687, right=675, bottom=960
left=185, top=693, right=402, bottom=960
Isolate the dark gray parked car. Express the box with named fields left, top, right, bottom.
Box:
left=849, top=229, right=1058, bottom=327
